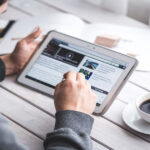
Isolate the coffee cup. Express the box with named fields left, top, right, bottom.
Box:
left=136, top=93, right=150, bottom=123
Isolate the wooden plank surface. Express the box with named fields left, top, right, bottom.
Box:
left=0, top=87, right=109, bottom=150
left=1, top=78, right=150, bottom=150
left=0, top=5, right=29, bottom=20
left=0, top=87, right=55, bottom=139
left=2, top=115, right=107, bottom=150
left=0, top=76, right=56, bottom=115
left=117, top=81, right=148, bottom=104
left=1, top=0, right=150, bottom=150
left=104, top=100, right=150, bottom=142
left=130, top=71, right=150, bottom=91
left=1, top=76, right=150, bottom=143
left=1, top=113, right=108, bottom=150
left=39, top=0, right=148, bottom=28
left=1, top=114, right=43, bottom=150
left=9, top=0, right=62, bottom=16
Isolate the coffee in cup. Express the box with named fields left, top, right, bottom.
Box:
left=136, top=93, right=150, bottom=123
left=140, top=99, right=150, bottom=114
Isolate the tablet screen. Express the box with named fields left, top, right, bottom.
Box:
left=26, top=38, right=127, bottom=105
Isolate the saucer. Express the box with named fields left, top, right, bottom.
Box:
left=122, top=101, right=150, bottom=135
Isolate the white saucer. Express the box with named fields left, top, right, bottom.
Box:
left=122, top=101, right=150, bottom=135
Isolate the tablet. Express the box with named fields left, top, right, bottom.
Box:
left=17, top=31, right=138, bottom=115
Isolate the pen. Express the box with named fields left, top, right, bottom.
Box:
left=11, top=37, right=23, bottom=40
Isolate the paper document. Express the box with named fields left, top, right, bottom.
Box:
left=0, top=13, right=84, bottom=54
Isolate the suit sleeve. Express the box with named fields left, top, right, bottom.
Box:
left=44, top=110, right=94, bottom=150
left=0, top=115, right=28, bottom=150
left=0, top=58, right=6, bottom=82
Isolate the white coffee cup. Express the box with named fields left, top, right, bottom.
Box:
left=136, top=92, right=150, bottom=123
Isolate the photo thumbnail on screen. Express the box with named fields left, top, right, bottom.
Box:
left=43, top=39, right=84, bottom=67
left=79, top=68, right=93, bottom=80
left=83, top=60, right=99, bottom=70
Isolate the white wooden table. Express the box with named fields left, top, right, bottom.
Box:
left=0, top=0, right=150, bottom=150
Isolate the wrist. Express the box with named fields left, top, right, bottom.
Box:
left=0, top=55, right=17, bottom=75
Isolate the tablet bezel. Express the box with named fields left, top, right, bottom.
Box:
left=17, top=31, right=138, bottom=115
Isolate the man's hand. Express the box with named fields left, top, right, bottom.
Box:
left=54, top=71, right=97, bottom=115
left=1, top=27, right=42, bottom=75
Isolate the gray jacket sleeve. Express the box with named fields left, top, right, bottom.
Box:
left=0, top=110, right=94, bottom=150
left=0, top=115, right=28, bottom=150
left=44, top=110, right=94, bottom=150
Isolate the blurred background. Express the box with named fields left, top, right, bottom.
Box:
left=1, top=0, right=150, bottom=25
left=0, top=0, right=150, bottom=71
left=86, top=0, right=150, bottom=25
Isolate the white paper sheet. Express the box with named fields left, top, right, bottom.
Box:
left=0, top=19, right=9, bottom=28
left=0, top=13, right=85, bottom=55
